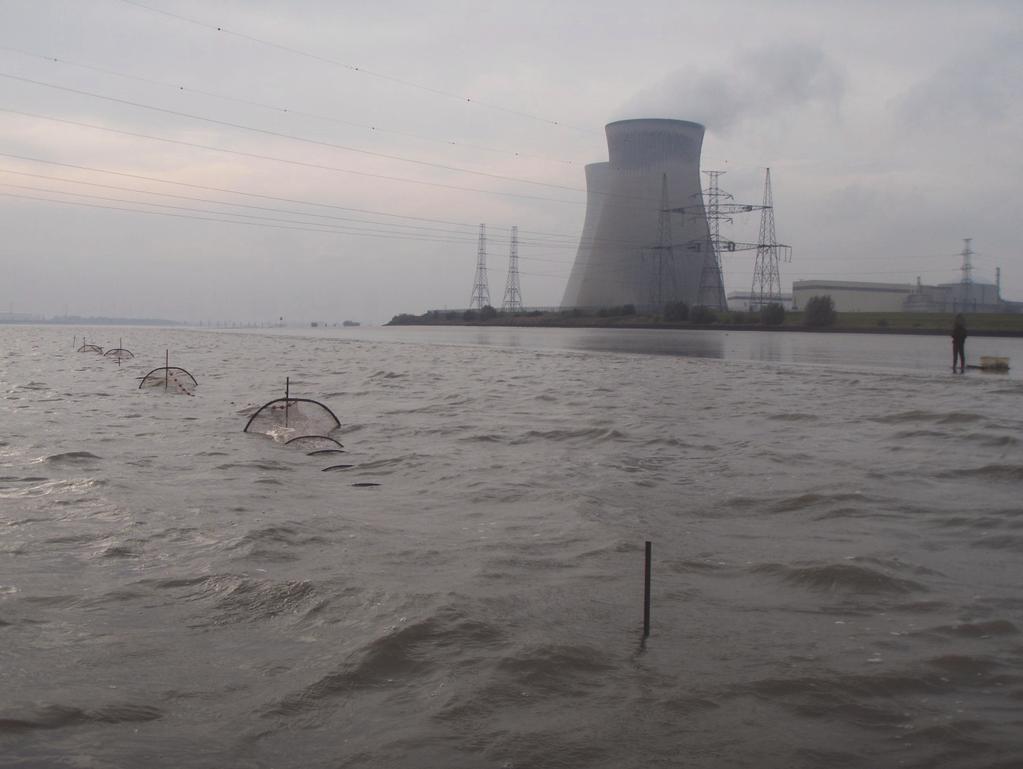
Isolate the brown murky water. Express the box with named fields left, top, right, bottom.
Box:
left=2, top=325, right=1022, bottom=768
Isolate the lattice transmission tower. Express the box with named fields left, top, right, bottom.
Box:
left=695, top=170, right=730, bottom=309
left=468, top=223, right=491, bottom=309
left=502, top=225, right=523, bottom=311
left=645, top=174, right=678, bottom=308
left=667, top=170, right=779, bottom=310
left=959, top=238, right=974, bottom=285
left=749, top=168, right=788, bottom=310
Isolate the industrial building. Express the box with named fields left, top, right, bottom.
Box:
left=793, top=242, right=1020, bottom=313
left=561, top=119, right=723, bottom=311
left=727, top=292, right=794, bottom=312
left=792, top=278, right=1018, bottom=313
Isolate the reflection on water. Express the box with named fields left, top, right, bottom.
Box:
left=272, top=325, right=1023, bottom=379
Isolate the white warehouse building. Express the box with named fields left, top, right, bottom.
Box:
left=792, top=278, right=1018, bottom=313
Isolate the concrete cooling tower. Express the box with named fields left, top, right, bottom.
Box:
left=560, top=119, right=723, bottom=310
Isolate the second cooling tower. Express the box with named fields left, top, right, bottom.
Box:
left=561, top=119, right=723, bottom=310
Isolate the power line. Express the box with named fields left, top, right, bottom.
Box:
left=0, top=107, right=585, bottom=205
left=0, top=188, right=486, bottom=244
left=0, top=170, right=608, bottom=252
left=0, top=152, right=651, bottom=251
left=0, top=72, right=586, bottom=193
left=113, top=0, right=599, bottom=135
left=0, top=44, right=583, bottom=166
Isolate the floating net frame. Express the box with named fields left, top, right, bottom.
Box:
left=284, top=435, right=345, bottom=450
left=77, top=343, right=104, bottom=354
left=138, top=350, right=198, bottom=396
left=243, top=377, right=341, bottom=438
left=307, top=448, right=346, bottom=456
left=104, top=338, right=135, bottom=364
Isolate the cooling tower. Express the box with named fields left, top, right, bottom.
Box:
left=560, top=119, right=722, bottom=310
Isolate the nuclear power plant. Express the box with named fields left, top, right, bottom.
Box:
left=561, top=118, right=725, bottom=311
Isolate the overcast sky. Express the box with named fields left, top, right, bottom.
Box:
left=1, top=0, right=1020, bottom=323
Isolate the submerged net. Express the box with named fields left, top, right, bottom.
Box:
left=138, top=367, right=198, bottom=396
left=244, top=398, right=341, bottom=440
left=285, top=434, right=345, bottom=451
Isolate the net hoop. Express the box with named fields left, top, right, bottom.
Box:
left=243, top=398, right=341, bottom=433
left=104, top=348, right=135, bottom=359
left=285, top=434, right=345, bottom=449
left=77, top=344, right=104, bottom=353
left=137, top=364, right=198, bottom=390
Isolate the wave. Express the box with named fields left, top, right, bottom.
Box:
left=871, top=410, right=985, bottom=425
left=923, top=620, right=1019, bottom=638
left=227, top=525, right=327, bottom=561
left=42, top=451, right=102, bottom=464
left=214, top=461, right=293, bottom=472
left=0, top=703, right=162, bottom=732
left=140, top=573, right=318, bottom=625
left=767, top=492, right=867, bottom=514
left=766, top=412, right=819, bottom=422
left=267, top=610, right=504, bottom=715
left=924, top=654, right=1008, bottom=681
left=940, top=464, right=1023, bottom=482
left=972, top=534, right=1023, bottom=552
left=511, top=427, right=626, bottom=444
left=752, top=562, right=926, bottom=594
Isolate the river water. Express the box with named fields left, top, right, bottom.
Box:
left=2, top=325, right=1022, bottom=768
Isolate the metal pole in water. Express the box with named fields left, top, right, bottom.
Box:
left=285, top=376, right=290, bottom=428
left=165, top=350, right=169, bottom=391
left=643, top=541, right=652, bottom=638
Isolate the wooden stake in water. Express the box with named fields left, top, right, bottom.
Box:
left=285, top=376, right=290, bottom=428
left=165, top=350, right=169, bottom=391
left=643, top=541, right=652, bottom=638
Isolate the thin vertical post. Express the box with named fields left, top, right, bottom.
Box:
left=285, top=376, right=290, bottom=427
left=643, top=541, right=652, bottom=638
left=73, top=335, right=77, bottom=350
left=165, top=350, right=169, bottom=391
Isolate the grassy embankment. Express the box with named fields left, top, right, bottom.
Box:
left=387, top=309, right=1023, bottom=335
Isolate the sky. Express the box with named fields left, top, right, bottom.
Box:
left=1, top=0, right=1020, bottom=324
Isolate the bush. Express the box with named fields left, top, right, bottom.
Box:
left=387, top=313, right=423, bottom=325
left=803, top=295, right=836, bottom=327
left=760, top=303, right=786, bottom=326
left=480, top=304, right=498, bottom=321
left=596, top=305, right=635, bottom=318
left=462, top=309, right=479, bottom=322
left=664, top=301, right=689, bottom=322
left=690, top=305, right=717, bottom=325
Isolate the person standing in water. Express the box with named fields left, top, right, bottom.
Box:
left=951, top=314, right=967, bottom=372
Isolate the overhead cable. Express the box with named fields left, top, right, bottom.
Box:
left=0, top=44, right=581, bottom=166
left=113, top=0, right=599, bottom=135
left=0, top=72, right=586, bottom=193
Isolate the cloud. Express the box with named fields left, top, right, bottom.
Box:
left=893, top=31, right=1023, bottom=130
left=615, top=43, right=846, bottom=132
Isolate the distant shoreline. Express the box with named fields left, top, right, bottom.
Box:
left=386, top=311, right=1023, bottom=338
